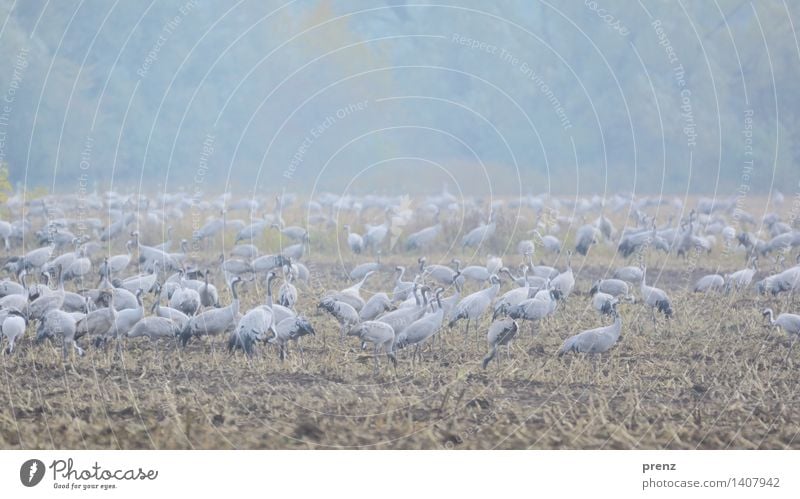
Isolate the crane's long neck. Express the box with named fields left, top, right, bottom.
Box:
left=357, top=272, right=370, bottom=288
left=266, top=275, right=275, bottom=308
left=136, top=292, right=144, bottom=314
left=396, top=267, right=405, bottom=284
left=109, top=293, right=117, bottom=320
left=57, top=267, right=65, bottom=293
left=767, top=310, right=776, bottom=325
left=611, top=314, right=622, bottom=341
left=230, top=280, right=240, bottom=315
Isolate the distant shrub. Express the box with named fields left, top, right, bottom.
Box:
left=0, top=162, right=11, bottom=203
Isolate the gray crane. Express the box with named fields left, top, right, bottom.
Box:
left=318, top=296, right=360, bottom=344
left=359, top=292, right=393, bottom=321
left=267, top=316, right=315, bottom=362
left=448, top=275, right=501, bottom=343
left=640, top=266, right=673, bottom=324
left=346, top=320, right=397, bottom=373
left=558, top=304, right=622, bottom=356
left=181, top=277, right=243, bottom=346
left=343, top=224, right=364, bottom=254
left=762, top=308, right=800, bottom=340
left=693, top=274, right=725, bottom=293
left=482, top=308, right=518, bottom=369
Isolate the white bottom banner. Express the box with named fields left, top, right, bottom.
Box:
left=1, top=451, right=796, bottom=498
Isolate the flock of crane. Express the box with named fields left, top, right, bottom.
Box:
left=0, top=187, right=799, bottom=373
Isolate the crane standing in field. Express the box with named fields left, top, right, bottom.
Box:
left=482, top=306, right=518, bottom=369
left=268, top=316, right=316, bottom=363
left=343, top=224, right=364, bottom=254
left=448, top=275, right=501, bottom=344
left=347, top=321, right=397, bottom=373
left=181, top=277, right=243, bottom=347
left=228, top=272, right=278, bottom=356
left=1, top=310, right=27, bottom=354
left=558, top=302, right=622, bottom=356
left=318, top=296, right=360, bottom=345
left=396, top=288, right=445, bottom=363
left=640, top=266, right=673, bottom=328
left=762, top=308, right=800, bottom=341
left=462, top=217, right=497, bottom=250
left=550, top=251, right=575, bottom=300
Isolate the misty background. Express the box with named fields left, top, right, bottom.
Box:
left=0, top=0, right=797, bottom=196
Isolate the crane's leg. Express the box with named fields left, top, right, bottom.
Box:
left=482, top=345, right=495, bottom=370
left=463, top=320, right=469, bottom=346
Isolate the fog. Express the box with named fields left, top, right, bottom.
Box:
left=0, top=1, right=797, bottom=196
